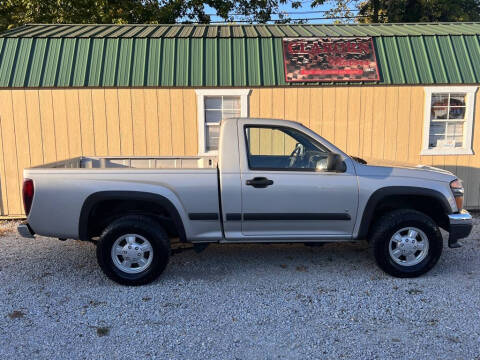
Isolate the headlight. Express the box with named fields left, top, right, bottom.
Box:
left=450, top=179, right=464, bottom=211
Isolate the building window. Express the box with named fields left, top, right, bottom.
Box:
left=422, top=87, right=477, bottom=155
left=195, top=89, right=250, bottom=154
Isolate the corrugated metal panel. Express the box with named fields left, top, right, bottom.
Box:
left=374, top=37, right=391, bottom=83
left=246, top=38, right=261, bottom=85
left=409, top=37, right=434, bottom=83
left=102, top=38, right=119, bottom=86
left=72, top=38, right=91, bottom=86
left=190, top=38, right=203, bottom=86
left=218, top=38, right=232, bottom=86
left=176, top=39, right=190, bottom=86
left=0, top=38, right=17, bottom=85
left=0, top=24, right=479, bottom=87
left=437, top=36, right=462, bottom=83
left=88, top=39, right=105, bottom=86
left=423, top=36, right=449, bottom=83
left=273, top=38, right=287, bottom=86
left=382, top=37, right=406, bottom=83
left=261, top=38, right=276, bottom=85
left=232, top=38, right=246, bottom=86
left=131, top=38, right=147, bottom=86
left=94, top=25, right=122, bottom=38
left=204, top=38, right=217, bottom=86
left=395, top=37, right=419, bottom=84
left=219, top=26, right=230, bottom=38
left=56, top=38, right=76, bottom=85
left=151, top=26, right=169, bottom=38
left=165, top=26, right=181, bottom=38
left=10, top=38, right=32, bottom=86
left=464, top=35, right=480, bottom=80
left=193, top=26, right=207, bottom=38
left=66, top=25, right=99, bottom=38
left=41, top=38, right=62, bottom=86
left=451, top=35, right=476, bottom=83
left=117, top=38, right=133, bottom=86
left=26, top=38, right=47, bottom=86
left=206, top=26, right=218, bottom=38
left=161, top=39, right=176, bottom=86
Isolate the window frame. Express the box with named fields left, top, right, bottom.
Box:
left=244, top=125, right=330, bottom=172
left=195, top=89, right=250, bottom=155
left=421, top=86, right=477, bottom=155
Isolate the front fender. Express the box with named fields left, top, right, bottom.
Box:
left=356, top=186, right=452, bottom=239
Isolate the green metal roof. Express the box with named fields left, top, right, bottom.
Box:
left=3, top=23, right=480, bottom=38
left=0, top=23, right=479, bottom=87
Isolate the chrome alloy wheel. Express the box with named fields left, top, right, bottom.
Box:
left=388, top=227, right=429, bottom=266
left=111, top=234, right=153, bottom=274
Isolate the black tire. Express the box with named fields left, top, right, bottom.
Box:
left=96, top=215, right=170, bottom=286
left=370, top=209, right=443, bottom=278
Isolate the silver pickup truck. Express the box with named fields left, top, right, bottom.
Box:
left=18, top=118, right=473, bottom=285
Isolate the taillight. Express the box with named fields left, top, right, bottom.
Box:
left=22, top=179, right=34, bottom=216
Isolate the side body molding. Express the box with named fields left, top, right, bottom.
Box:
left=357, top=186, right=452, bottom=239
left=78, top=191, right=187, bottom=242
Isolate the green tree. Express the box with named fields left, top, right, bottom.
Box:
left=338, top=0, right=480, bottom=22
left=311, top=0, right=480, bottom=23
left=0, top=0, right=184, bottom=30
left=2, top=0, right=479, bottom=33
left=0, top=0, right=305, bottom=32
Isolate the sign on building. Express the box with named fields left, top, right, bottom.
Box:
left=283, top=37, right=380, bottom=82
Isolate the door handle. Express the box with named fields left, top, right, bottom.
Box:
left=246, top=177, right=274, bottom=188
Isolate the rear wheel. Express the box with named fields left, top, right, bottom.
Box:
left=96, top=215, right=170, bottom=285
left=370, top=209, right=443, bottom=278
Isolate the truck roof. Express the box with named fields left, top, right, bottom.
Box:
left=223, top=118, right=302, bottom=127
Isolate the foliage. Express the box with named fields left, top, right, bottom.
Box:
left=321, top=0, right=480, bottom=23
left=1, top=0, right=479, bottom=33
left=0, top=0, right=183, bottom=30
left=0, top=0, right=305, bottom=31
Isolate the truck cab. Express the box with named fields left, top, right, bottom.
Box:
left=219, top=118, right=358, bottom=241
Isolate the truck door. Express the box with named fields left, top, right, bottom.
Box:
left=238, top=122, right=358, bottom=240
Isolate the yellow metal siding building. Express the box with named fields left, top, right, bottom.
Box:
left=0, top=23, right=480, bottom=216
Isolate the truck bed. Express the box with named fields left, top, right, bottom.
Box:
left=30, top=156, right=218, bottom=170
left=25, top=155, right=221, bottom=241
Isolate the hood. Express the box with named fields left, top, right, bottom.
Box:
left=352, top=157, right=457, bottom=182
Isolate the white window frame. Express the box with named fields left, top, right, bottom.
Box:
left=421, top=86, right=477, bottom=155
left=195, top=89, right=250, bottom=155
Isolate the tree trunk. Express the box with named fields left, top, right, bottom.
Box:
left=372, top=0, right=380, bottom=22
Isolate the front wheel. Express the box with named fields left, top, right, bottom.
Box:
left=370, top=209, right=443, bottom=278
left=96, top=215, right=170, bottom=286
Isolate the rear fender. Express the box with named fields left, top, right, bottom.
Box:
left=78, top=191, right=187, bottom=242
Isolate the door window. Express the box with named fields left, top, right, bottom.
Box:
left=245, top=126, right=329, bottom=171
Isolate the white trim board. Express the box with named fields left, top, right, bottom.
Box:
left=195, top=89, right=251, bottom=155
left=421, top=86, right=477, bottom=156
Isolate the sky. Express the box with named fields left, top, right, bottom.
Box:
left=201, top=1, right=349, bottom=24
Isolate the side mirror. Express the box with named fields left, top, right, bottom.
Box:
left=326, top=153, right=346, bottom=172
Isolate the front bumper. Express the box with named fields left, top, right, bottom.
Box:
left=17, top=222, right=35, bottom=238
left=448, top=210, right=473, bottom=248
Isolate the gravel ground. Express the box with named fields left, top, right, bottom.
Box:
left=1, top=218, right=480, bottom=360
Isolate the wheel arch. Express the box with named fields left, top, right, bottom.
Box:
left=78, top=191, right=187, bottom=242
left=357, top=186, right=452, bottom=240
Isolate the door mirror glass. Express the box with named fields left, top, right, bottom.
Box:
left=326, top=153, right=346, bottom=172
